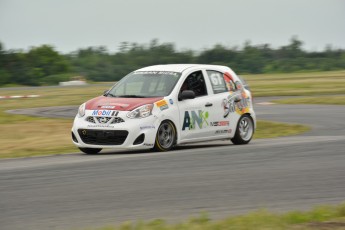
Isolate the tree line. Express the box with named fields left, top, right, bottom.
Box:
left=1, top=38, right=345, bottom=86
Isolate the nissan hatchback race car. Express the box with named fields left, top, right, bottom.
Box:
left=72, top=64, right=256, bottom=154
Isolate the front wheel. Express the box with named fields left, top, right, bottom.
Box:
left=154, top=120, right=176, bottom=151
left=79, top=147, right=102, bottom=154
left=231, top=115, right=254, bottom=145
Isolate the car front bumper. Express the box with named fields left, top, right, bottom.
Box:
left=71, top=111, right=159, bottom=150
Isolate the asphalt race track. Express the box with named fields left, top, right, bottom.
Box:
left=1, top=98, right=345, bottom=230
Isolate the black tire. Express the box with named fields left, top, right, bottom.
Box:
left=231, top=114, right=254, bottom=145
left=79, top=147, right=102, bottom=154
left=154, top=120, right=177, bottom=151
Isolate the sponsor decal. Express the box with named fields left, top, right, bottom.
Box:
left=233, top=90, right=251, bottom=115
left=222, top=72, right=251, bottom=115
left=92, top=110, right=119, bottom=116
left=224, top=72, right=236, bottom=92
left=140, top=125, right=155, bottom=130
left=111, top=111, right=119, bottom=116
left=144, top=143, right=154, bottom=147
left=222, top=93, right=250, bottom=117
left=210, top=121, right=230, bottom=126
left=87, top=125, right=115, bottom=128
left=215, top=129, right=232, bottom=134
left=169, top=99, right=174, bottom=105
left=182, top=110, right=209, bottom=130
left=235, top=80, right=244, bottom=91
left=222, top=94, right=237, bottom=118
left=133, top=71, right=179, bottom=76
left=92, top=110, right=112, bottom=116
left=112, top=103, right=129, bottom=108
left=98, top=103, right=129, bottom=109
left=100, top=105, right=115, bottom=109
left=156, top=100, right=169, bottom=111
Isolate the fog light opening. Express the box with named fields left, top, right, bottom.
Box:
left=133, top=133, right=145, bottom=145
left=72, top=132, right=78, bottom=143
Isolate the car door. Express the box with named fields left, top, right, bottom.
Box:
left=177, top=70, right=216, bottom=141
left=205, top=70, right=239, bottom=138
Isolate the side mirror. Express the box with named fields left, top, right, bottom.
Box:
left=103, top=90, right=109, bottom=96
left=178, top=90, right=195, bottom=101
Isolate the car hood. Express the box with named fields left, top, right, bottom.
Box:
left=85, top=96, right=163, bottom=111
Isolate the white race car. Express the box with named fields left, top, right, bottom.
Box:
left=72, top=64, right=256, bottom=154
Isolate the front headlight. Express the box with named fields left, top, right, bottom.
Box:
left=127, top=104, right=153, bottom=119
left=78, top=103, right=86, bottom=117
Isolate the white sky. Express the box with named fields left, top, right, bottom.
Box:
left=0, top=0, right=344, bottom=53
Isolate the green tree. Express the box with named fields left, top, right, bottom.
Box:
left=26, top=45, right=71, bottom=84
left=0, top=42, right=10, bottom=85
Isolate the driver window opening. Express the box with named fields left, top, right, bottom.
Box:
left=180, top=71, right=207, bottom=97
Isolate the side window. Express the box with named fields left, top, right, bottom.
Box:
left=206, top=70, right=228, bottom=94
left=180, top=71, right=207, bottom=97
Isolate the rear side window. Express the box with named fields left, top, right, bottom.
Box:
left=206, top=70, right=228, bottom=94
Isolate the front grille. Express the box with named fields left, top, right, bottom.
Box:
left=111, top=117, right=125, bottom=124
left=86, top=116, right=96, bottom=123
left=78, top=129, right=128, bottom=145
left=86, top=116, right=125, bottom=125
left=96, top=117, right=112, bottom=124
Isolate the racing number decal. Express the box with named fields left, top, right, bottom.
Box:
left=210, top=73, right=224, bottom=86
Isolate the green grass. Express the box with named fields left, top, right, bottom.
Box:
left=255, top=120, right=310, bottom=139
left=273, top=95, right=345, bottom=105
left=89, top=203, right=345, bottom=230
left=0, top=84, right=113, bottom=158
left=243, top=70, right=345, bottom=96
left=0, top=84, right=112, bottom=124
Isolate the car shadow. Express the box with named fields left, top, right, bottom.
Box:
left=80, top=141, right=232, bottom=156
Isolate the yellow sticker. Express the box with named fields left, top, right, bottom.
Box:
left=156, top=100, right=167, bottom=107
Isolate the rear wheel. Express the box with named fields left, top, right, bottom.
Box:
left=79, top=147, right=102, bottom=154
left=231, top=114, right=254, bottom=145
left=154, top=120, right=176, bottom=151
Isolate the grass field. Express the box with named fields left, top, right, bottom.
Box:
left=92, top=203, right=345, bottom=230
left=243, top=70, right=345, bottom=96
left=2, top=70, right=345, bottom=158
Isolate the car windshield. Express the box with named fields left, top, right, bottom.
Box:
left=107, top=71, right=181, bottom=98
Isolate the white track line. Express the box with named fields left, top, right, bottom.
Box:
left=256, top=102, right=276, bottom=105
left=0, top=95, right=40, bottom=99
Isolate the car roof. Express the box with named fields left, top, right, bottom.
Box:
left=136, top=64, right=230, bottom=73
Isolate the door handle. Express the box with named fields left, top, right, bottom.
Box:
left=205, top=103, right=213, bottom=107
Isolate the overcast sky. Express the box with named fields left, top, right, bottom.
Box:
left=1, top=0, right=344, bottom=53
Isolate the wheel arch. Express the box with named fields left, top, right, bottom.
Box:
left=158, top=118, right=178, bottom=145
left=243, top=112, right=256, bottom=131
left=154, top=119, right=178, bottom=151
